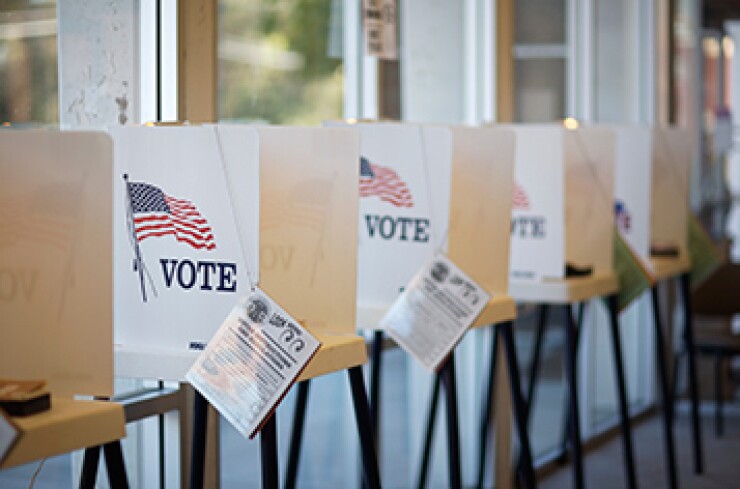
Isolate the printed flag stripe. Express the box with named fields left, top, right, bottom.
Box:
left=359, top=161, right=414, bottom=208
left=127, top=181, right=216, bottom=251
left=512, top=183, right=530, bottom=210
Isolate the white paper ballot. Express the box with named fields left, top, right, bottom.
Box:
left=0, top=411, right=18, bottom=465
left=186, top=288, right=321, bottom=438
left=382, top=254, right=490, bottom=372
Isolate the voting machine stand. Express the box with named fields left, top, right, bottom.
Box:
left=506, top=126, right=637, bottom=489
left=187, top=127, right=381, bottom=489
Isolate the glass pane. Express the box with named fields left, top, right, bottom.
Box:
left=515, top=0, right=566, bottom=45
left=218, top=0, right=343, bottom=124
left=515, top=59, right=566, bottom=123
left=0, top=0, right=58, bottom=124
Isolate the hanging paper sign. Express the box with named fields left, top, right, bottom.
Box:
left=187, top=288, right=320, bottom=439
left=363, top=0, right=397, bottom=60
left=687, top=213, right=723, bottom=288
left=381, top=254, right=490, bottom=372
left=509, top=126, right=565, bottom=280
left=112, top=126, right=260, bottom=380
left=612, top=229, right=653, bottom=312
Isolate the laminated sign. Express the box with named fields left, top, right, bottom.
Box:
left=112, top=126, right=260, bottom=380
left=187, top=288, right=320, bottom=439
left=382, top=254, right=489, bottom=372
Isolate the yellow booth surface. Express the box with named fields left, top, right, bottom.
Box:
left=509, top=271, right=619, bottom=305
left=649, top=256, right=691, bottom=282
left=258, top=127, right=368, bottom=381
left=1, top=398, right=125, bottom=469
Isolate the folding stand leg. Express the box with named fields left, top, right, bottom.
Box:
left=560, top=303, right=585, bottom=461
left=476, top=327, right=498, bottom=489
left=285, top=380, right=311, bottom=489
left=606, top=294, right=638, bottom=489
left=417, top=371, right=442, bottom=489
left=362, top=331, right=385, bottom=489
left=369, top=330, right=384, bottom=447
left=679, top=273, right=704, bottom=474
left=525, top=305, right=549, bottom=422
left=651, top=286, right=679, bottom=489
left=261, top=415, right=279, bottom=489
left=440, top=353, right=463, bottom=489
left=563, top=304, right=585, bottom=489
left=103, top=441, right=130, bottom=489
left=189, top=391, right=209, bottom=489
left=500, top=321, right=538, bottom=489
left=348, top=366, right=382, bottom=489
left=715, top=353, right=724, bottom=437
left=79, top=445, right=101, bottom=489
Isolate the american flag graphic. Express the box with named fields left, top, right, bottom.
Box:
left=614, top=200, right=631, bottom=232
left=359, top=157, right=414, bottom=208
left=127, top=181, right=216, bottom=251
left=512, top=183, right=530, bottom=210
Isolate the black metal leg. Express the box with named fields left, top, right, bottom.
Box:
left=79, top=445, right=101, bottom=489
left=679, top=273, right=704, bottom=474
left=440, top=354, right=462, bottom=489
left=477, top=328, right=499, bottom=489
left=103, top=441, right=130, bottom=489
left=285, top=380, right=311, bottom=489
left=606, top=294, right=638, bottom=489
left=261, top=414, right=279, bottom=489
left=189, top=391, right=209, bottom=489
left=348, top=366, right=382, bottom=489
left=370, top=331, right=384, bottom=447
left=500, top=321, right=538, bottom=489
left=651, top=286, right=679, bottom=489
left=715, top=353, right=724, bottom=437
left=417, top=372, right=442, bottom=489
left=563, top=304, right=585, bottom=489
left=158, top=380, right=166, bottom=489
left=561, top=303, right=585, bottom=459
left=525, top=305, right=549, bottom=423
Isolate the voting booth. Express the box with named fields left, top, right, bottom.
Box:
left=509, top=125, right=617, bottom=283
left=612, top=126, right=692, bottom=270
left=447, top=126, right=517, bottom=325
left=256, top=126, right=368, bottom=378
left=111, top=126, right=260, bottom=380
left=650, top=127, right=692, bottom=262
left=0, top=131, right=114, bottom=397
left=329, top=122, right=451, bottom=329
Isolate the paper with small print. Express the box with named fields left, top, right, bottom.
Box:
left=382, top=254, right=490, bottom=372
left=0, top=410, right=18, bottom=465
left=186, top=288, right=320, bottom=439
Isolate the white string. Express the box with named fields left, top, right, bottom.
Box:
left=416, top=125, right=450, bottom=256
left=212, top=126, right=259, bottom=291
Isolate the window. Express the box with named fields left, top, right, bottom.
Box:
left=218, top=0, right=344, bottom=124
left=0, top=0, right=58, bottom=124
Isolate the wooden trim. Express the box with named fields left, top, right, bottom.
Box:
left=496, top=0, right=515, bottom=122
left=177, top=0, right=217, bottom=122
